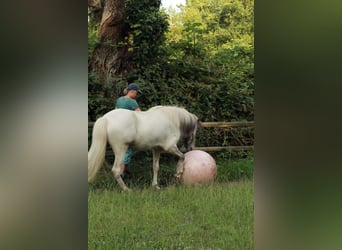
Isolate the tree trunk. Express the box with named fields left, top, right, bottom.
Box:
left=88, top=0, right=103, bottom=23
left=89, top=0, right=132, bottom=82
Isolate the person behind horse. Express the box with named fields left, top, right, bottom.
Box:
left=115, top=83, right=142, bottom=179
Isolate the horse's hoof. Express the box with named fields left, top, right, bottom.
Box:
left=153, top=185, right=161, bottom=190
left=174, top=173, right=182, bottom=179
left=173, top=176, right=182, bottom=185
left=122, top=188, right=131, bottom=192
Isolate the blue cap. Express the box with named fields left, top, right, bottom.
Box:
left=127, top=83, right=142, bottom=94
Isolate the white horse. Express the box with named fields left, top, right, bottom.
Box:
left=88, top=106, right=200, bottom=191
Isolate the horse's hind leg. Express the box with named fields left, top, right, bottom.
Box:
left=152, top=149, right=161, bottom=189
left=112, top=149, right=130, bottom=191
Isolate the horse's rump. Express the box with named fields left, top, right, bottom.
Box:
left=103, top=109, right=138, bottom=150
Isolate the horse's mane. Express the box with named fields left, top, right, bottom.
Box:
left=147, top=105, right=198, bottom=138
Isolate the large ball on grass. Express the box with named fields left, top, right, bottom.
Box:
left=181, top=150, right=217, bottom=185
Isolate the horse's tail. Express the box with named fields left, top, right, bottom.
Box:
left=88, top=117, right=107, bottom=182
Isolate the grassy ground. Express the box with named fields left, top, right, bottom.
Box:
left=89, top=154, right=254, bottom=249
left=88, top=180, right=253, bottom=250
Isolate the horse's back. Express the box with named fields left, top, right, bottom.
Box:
left=103, top=109, right=137, bottom=146
left=100, top=106, right=194, bottom=151
left=132, top=107, right=183, bottom=150
left=136, top=111, right=173, bottom=136
left=104, top=109, right=135, bottom=125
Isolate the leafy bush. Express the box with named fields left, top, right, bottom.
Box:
left=88, top=0, right=254, bottom=155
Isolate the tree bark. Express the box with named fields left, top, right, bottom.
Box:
left=89, top=0, right=132, bottom=82
left=88, top=0, right=103, bottom=23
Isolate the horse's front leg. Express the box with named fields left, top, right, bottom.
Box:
left=152, top=149, right=161, bottom=189
left=168, top=146, right=185, bottom=179
left=175, top=159, right=185, bottom=179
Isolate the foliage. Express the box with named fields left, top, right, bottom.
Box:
left=163, top=0, right=254, bottom=121
left=88, top=73, right=127, bottom=121
left=125, top=0, right=169, bottom=68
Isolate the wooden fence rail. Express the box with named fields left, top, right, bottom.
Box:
left=88, top=121, right=254, bottom=152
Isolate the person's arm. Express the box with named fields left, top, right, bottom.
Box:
left=132, top=100, right=141, bottom=111
left=129, top=99, right=140, bottom=111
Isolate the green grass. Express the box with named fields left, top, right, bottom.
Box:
left=89, top=155, right=254, bottom=249
left=88, top=181, right=254, bottom=250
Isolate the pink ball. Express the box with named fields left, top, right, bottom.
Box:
left=181, top=150, right=217, bottom=185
